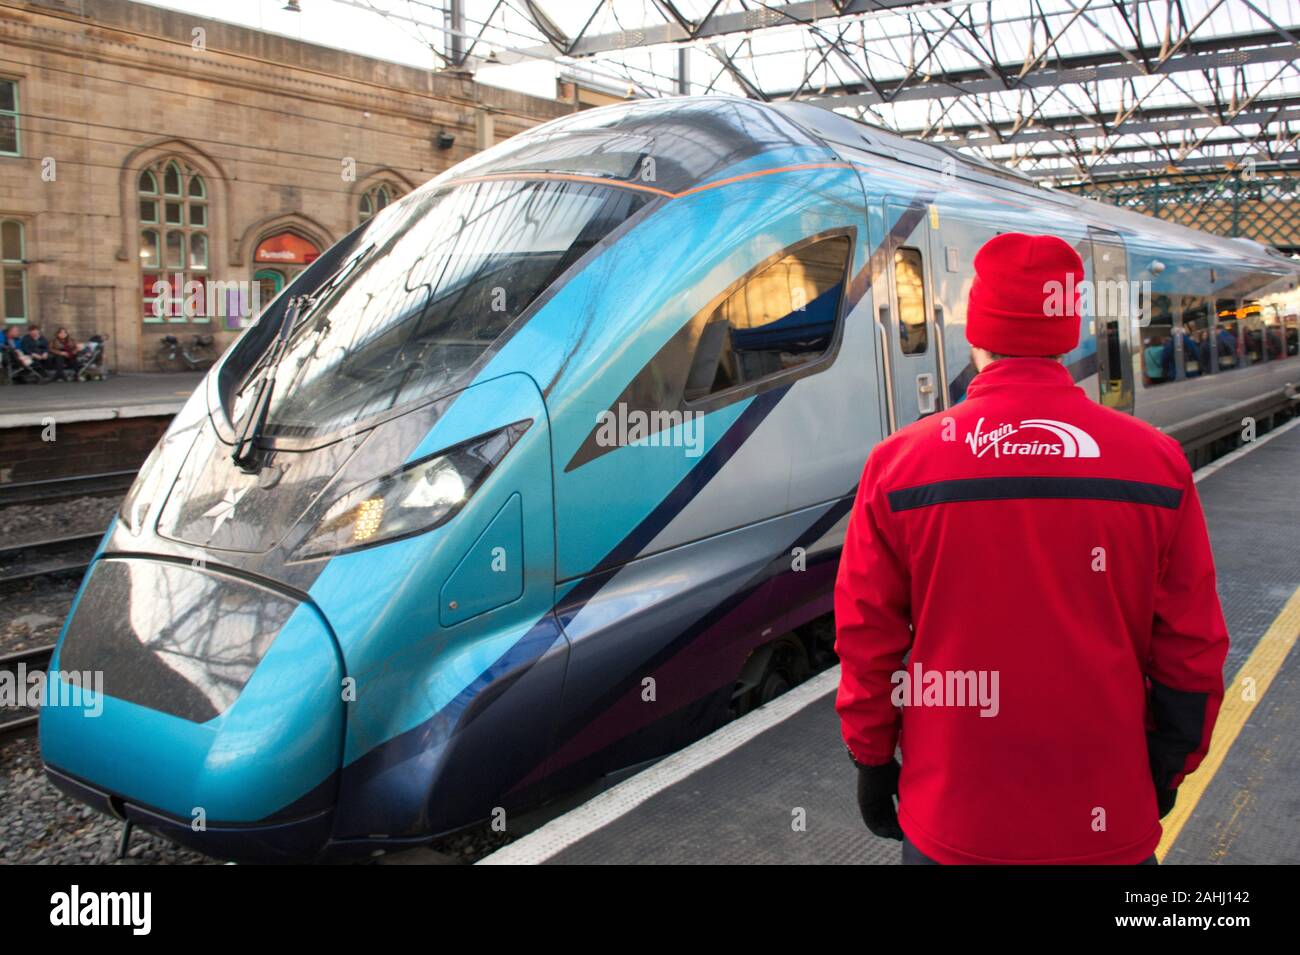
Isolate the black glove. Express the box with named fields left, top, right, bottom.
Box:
left=1147, top=736, right=1180, bottom=820
left=853, top=757, right=904, bottom=840
left=1156, top=786, right=1177, bottom=819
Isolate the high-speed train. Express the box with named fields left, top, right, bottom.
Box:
left=41, top=97, right=1300, bottom=861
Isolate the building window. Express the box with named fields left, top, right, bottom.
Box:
left=0, top=80, right=18, bottom=156
left=358, top=183, right=400, bottom=223
left=2, top=219, right=27, bottom=323
left=139, top=159, right=208, bottom=322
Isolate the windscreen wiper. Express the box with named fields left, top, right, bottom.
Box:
left=232, top=295, right=306, bottom=473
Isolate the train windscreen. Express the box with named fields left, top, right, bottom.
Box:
left=233, top=177, right=650, bottom=439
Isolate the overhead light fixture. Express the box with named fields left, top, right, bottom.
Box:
left=283, top=1, right=302, bottom=12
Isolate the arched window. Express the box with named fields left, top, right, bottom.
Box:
left=2, top=219, right=27, bottom=323
left=358, top=182, right=401, bottom=223
left=139, top=158, right=209, bottom=322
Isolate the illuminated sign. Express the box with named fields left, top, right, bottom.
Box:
left=254, top=232, right=320, bottom=265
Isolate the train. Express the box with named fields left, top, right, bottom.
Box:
left=40, top=96, right=1300, bottom=861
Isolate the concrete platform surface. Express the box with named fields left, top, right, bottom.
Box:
left=0, top=372, right=203, bottom=428
left=481, top=418, right=1300, bottom=865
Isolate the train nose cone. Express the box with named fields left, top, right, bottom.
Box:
left=40, top=557, right=345, bottom=861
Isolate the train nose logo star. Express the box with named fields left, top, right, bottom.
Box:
left=204, top=485, right=250, bottom=535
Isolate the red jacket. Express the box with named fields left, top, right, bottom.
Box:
left=835, top=359, right=1228, bottom=864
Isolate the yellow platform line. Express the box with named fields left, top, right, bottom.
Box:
left=1157, top=583, right=1300, bottom=860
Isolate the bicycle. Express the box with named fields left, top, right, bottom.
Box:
left=155, top=333, right=217, bottom=372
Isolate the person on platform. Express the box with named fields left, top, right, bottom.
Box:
left=1216, top=323, right=1238, bottom=370
left=834, top=232, right=1229, bottom=865
left=19, top=324, right=55, bottom=378
left=3, top=325, right=44, bottom=381
left=1141, top=336, right=1164, bottom=386
left=50, top=326, right=79, bottom=382
left=1192, top=329, right=1210, bottom=377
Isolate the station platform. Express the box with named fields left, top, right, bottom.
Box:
left=0, top=372, right=202, bottom=429
left=481, top=417, right=1300, bottom=865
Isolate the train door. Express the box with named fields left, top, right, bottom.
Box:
left=1088, top=228, right=1135, bottom=412
left=926, top=208, right=1000, bottom=408
left=883, top=200, right=940, bottom=426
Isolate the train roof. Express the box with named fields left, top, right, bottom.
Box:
left=769, top=100, right=1038, bottom=186
left=768, top=101, right=1300, bottom=274
left=443, top=96, right=1298, bottom=276
left=449, top=96, right=829, bottom=195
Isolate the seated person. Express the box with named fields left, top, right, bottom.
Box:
left=50, top=327, right=78, bottom=381
left=19, top=324, right=57, bottom=378
left=4, top=325, right=44, bottom=380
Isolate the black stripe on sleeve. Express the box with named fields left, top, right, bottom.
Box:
left=886, top=476, right=1184, bottom=512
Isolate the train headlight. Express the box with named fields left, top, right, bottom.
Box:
left=290, top=420, right=530, bottom=561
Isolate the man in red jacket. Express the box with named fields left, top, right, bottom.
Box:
left=835, top=232, right=1229, bottom=865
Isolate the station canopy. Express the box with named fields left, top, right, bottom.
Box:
left=325, top=1, right=1300, bottom=185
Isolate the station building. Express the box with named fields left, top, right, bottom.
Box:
left=0, top=0, right=569, bottom=371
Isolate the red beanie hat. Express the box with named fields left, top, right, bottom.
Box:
left=965, top=232, right=1084, bottom=356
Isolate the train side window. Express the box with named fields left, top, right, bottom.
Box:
left=893, top=247, right=928, bottom=355
left=682, top=235, right=851, bottom=401
left=1139, top=292, right=1173, bottom=386
left=566, top=232, right=853, bottom=470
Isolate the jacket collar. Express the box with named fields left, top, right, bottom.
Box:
left=964, top=357, right=1079, bottom=400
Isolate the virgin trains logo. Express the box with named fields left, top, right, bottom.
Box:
left=964, top=417, right=1100, bottom=459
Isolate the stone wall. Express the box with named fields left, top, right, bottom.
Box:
left=0, top=414, right=168, bottom=484
left=0, top=0, right=570, bottom=370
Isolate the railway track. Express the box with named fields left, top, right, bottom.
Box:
left=0, top=643, right=55, bottom=739
left=0, top=532, right=101, bottom=593
left=0, top=470, right=136, bottom=508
